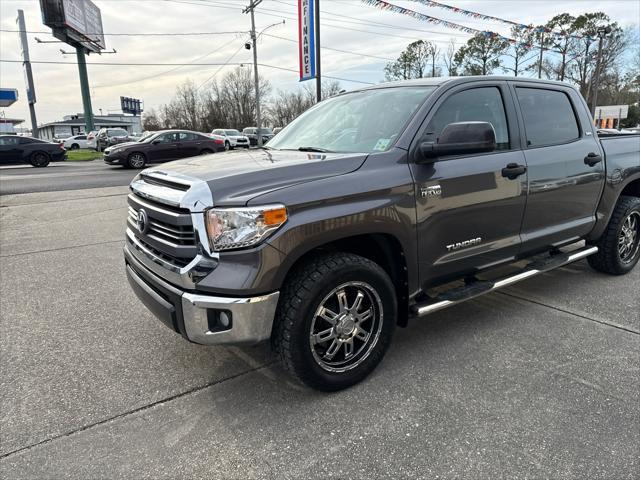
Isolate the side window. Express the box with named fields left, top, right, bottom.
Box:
left=0, top=137, right=20, bottom=146
left=77, top=135, right=87, bottom=140
left=179, top=132, right=195, bottom=141
left=425, top=87, right=510, bottom=150
left=515, top=88, right=579, bottom=147
left=18, top=137, right=33, bottom=145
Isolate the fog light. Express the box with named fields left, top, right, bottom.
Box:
left=207, top=309, right=232, bottom=332
left=219, top=311, right=231, bottom=328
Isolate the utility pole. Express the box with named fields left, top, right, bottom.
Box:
left=537, top=31, right=545, bottom=79
left=76, top=47, right=95, bottom=133
left=314, top=0, right=321, bottom=103
left=246, top=0, right=264, bottom=147
left=16, top=10, right=38, bottom=138
left=590, top=26, right=612, bottom=116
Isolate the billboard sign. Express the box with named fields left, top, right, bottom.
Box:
left=40, top=0, right=105, bottom=52
left=120, top=97, right=143, bottom=115
left=594, top=105, right=629, bottom=120
left=298, top=0, right=316, bottom=81
left=0, top=89, right=19, bottom=108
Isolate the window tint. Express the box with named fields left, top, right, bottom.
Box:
left=158, top=133, right=178, bottom=143
left=516, top=88, right=579, bottom=147
left=425, top=87, right=509, bottom=150
left=19, top=137, right=34, bottom=144
left=0, top=136, right=20, bottom=146
left=178, top=132, right=196, bottom=141
left=76, top=135, right=87, bottom=140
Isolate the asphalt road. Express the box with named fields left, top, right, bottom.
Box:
left=0, top=160, right=138, bottom=195
left=1, top=186, right=638, bottom=479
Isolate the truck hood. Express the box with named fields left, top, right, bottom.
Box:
left=143, top=148, right=368, bottom=206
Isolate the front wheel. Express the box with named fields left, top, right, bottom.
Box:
left=588, top=195, right=640, bottom=275
left=70, top=143, right=80, bottom=150
left=272, top=253, right=396, bottom=391
left=126, top=152, right=146, bottom=169
left=224, top=141, right=230, bottom=151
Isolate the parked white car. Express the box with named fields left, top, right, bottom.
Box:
left=211, top=129, right=250, bottom=150
left=63, top=134, right=89, bottom=150
left=86, top=131, right=99, bottom=150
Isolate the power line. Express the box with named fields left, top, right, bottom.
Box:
left=94, top=36, right=243, bottom=88
left=0, top=59, right=374, bottom=85
left=0, top=28, right=247, bottom=36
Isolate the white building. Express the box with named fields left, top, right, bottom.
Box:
left=38, top=113, right=142, bottom=140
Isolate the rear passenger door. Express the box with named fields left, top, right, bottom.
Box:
left=512, top=83, right=605, bottom=253
left=410, top=82, right=528, bottom=287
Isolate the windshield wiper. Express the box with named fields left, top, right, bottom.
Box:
left=297, top=146, right=332, bottom=152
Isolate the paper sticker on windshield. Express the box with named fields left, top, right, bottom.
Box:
left=373, top=138, right=391, bottom=151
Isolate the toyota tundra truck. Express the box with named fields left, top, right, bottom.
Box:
left=124, top=77, right=640, bottom=391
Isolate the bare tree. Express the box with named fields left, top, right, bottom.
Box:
left=442, top=38, right=458, bottom=76
left=142, top=108, right=162, bottom=131
left=503, top=26, right=537, bottom=77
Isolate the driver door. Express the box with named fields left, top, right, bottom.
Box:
left=151, top=132, right=181, bottom=162
left=409, top=82, right=528, bottom=287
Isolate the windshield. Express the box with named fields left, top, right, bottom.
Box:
left=136, top=132, right=156, bottom=142
left=259, top=128, right=273, bottom=134
left=267, top=86, right=436, bottom=153
left=225, top=129, right=240, bottom=136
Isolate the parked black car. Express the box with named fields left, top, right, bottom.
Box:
left=242, top=127, right=274, bottom=146
left=0, top=135, right=66, bottom=167
left=103, top=130, right=225, bottom=168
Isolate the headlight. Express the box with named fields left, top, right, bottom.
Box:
left=205, top=205, right=287, bottom=251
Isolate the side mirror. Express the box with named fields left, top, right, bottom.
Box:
left=152, top=139, right=161, bottom=145
left=418, top=121, right=496, bottom=162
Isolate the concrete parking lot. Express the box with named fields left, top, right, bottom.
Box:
left=1, top=171, right=638, bottom=478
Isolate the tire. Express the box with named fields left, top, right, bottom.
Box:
left=29, top=151, right=50, bottom=168
left=126, top=152, right=146, bottom=169
left=224, top=141, right=230, bottom=151
left=588, top=195, right=640, bottom=275
left=200, top=149, right=214, bottom=155
left=272, top=252, right=397, bottom=391
left=70, top=143, right=80, bottom=150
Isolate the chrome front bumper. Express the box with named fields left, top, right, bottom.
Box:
left=125, top=245, right=280, bottom=345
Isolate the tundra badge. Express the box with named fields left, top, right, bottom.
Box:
left=446, top=237, right=482, bottom=251
left=421, top=185, right=442, bottom=198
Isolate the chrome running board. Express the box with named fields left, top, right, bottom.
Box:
left=413, top=246, right=598, bottom=317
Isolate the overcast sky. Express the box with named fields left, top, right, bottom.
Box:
left=1, top=0, right=638, bottom=125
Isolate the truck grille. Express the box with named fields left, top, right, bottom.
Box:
left=127, top=192, right=198, bottom=267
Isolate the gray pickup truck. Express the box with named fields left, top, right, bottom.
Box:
left=124, top=77, right=640, bottom=391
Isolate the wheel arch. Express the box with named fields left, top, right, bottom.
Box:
left=276, top=233, right=410, bottom=327
left=620, top=178, right=640, bottom=198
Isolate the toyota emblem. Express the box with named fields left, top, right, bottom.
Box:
left=136, top=208, right=149, bottom=234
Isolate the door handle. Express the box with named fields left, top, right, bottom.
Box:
left=584, top=152, right=602, bottom=166
left=501, top=163, right=527, bottom=180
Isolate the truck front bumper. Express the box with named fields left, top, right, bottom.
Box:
left=124, top=245, right=279, bottom=346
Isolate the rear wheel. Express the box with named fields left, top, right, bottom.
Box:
left=272, top=252, right=396, bottom=391
left=199, top=149, right=214, bottom=155
left=588, top=195, right=640, bottom=275
left=30, top=151, right=50, bottom=168
left=224, top=141, right=230, bottom=151
left=70, top=143, right=80, bottom=150
left=126, top=152, right=146, bottom=169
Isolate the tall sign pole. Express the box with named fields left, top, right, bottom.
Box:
left=16, top=10, right=38, bottom=137
left=590, top=26, right=611, bottom=116
left=537, top=31, right=545, bottom=79
left=314, top=0, right=321, bottom=102
left=245, top=0, right=264, bottom=147
left=76, top=47, right=95, bottom=133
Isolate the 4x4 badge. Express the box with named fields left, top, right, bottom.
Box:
left=421, top=185, right=442, bottom=198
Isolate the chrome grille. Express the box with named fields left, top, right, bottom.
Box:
left=127, top=192, right=197, bottom=266
left=128, top=206, right=195, bottom=246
